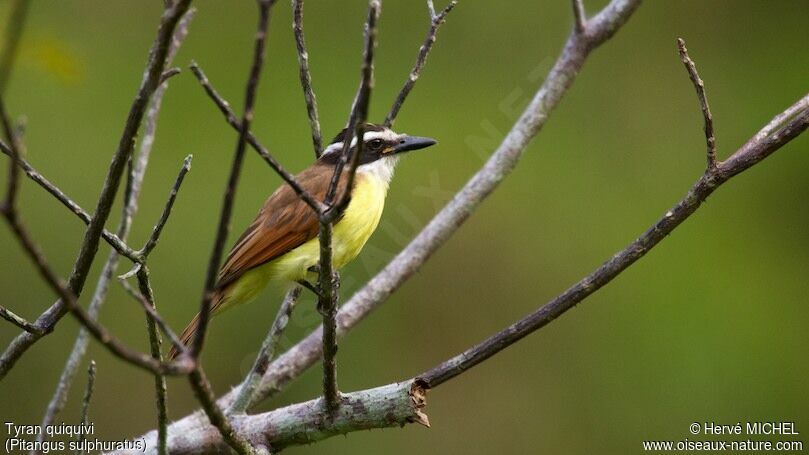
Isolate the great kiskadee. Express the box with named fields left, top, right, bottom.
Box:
left=168, top=123, right=436, bottom=359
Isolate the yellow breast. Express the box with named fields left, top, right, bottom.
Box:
left=267, top=172, right=388, bottom=283
left=215, top=170, right=389, bottom=313
left=330, top=173, right=388, bottom=269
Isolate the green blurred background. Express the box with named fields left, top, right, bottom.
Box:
left=1, top=0, right=808, bottom=453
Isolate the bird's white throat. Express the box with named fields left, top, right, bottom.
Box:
left=357, top=155, right=399, bottom=185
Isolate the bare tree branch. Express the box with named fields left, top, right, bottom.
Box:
left=292, top=0, right=323, bottom=157
left=384, top=0, right=457, bottom=127
left=229, top=287, right=301, bottom=414
left=135, top=266, right=169, bottom=455
left=0, top=305, right=44, bottom=335
left=145, top=155, right=193, bottom=255
left=189, top=63, right=324, bottom=213
left=0, top=0, right=194, bottom=381
left=677, top=38, right=717, bottom=168
left=572, top=0, right=587, bottom=33
left=36, top=9, right=196, bottom=443
left=115, top=381, right=428, bottom=454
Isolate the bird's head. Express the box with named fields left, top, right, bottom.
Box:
left=320, top=123, right=437, bottom=168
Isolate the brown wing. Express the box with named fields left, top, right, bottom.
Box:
left=215, top=163, right=348, bottom=290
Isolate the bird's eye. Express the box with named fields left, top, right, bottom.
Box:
left=368, top=139, right=384, bottom=151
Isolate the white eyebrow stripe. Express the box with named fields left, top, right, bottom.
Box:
left=360, top=131, right=394, bottom=141
left=322, top=130, right=399, bottom=155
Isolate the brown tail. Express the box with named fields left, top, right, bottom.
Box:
left=167, top=313, right=201, bottom=360
left=168, top=289, right=226, bottom=360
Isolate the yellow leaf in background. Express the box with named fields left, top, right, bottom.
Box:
left=24, top=36, right=83, bottom=85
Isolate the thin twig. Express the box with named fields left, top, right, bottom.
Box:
left=188, top=368, right=256, bottom=455
left=76, top=360, right=96, bottom=455
left=572, top=0, right=587, bottom=33
left=0, top=305, right=45, bottom=335
left=189, top=63, right=323, bottom=213
left=142, top=154, right=193, bottom=256
left=0, top=0, right=193, bottom=381
left=136, top=266, right=169, bottom=455
left=383, top=0, right=457, bottom=127
left=160, top=67, right=182, bottom=84
left=677, top=38, right=717, bottom=168
left=292, top=0, right=323, bottom=157
left=191, top=0, right=277, bottom=361
left=120, top=154, right=192, bottom=279
left=229, top=287, right=301, bottom=414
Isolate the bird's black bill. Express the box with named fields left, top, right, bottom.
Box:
left=393, top=136, right=437, bottom=154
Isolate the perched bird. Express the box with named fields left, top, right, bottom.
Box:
left=168, top=123, right=436, bottom=359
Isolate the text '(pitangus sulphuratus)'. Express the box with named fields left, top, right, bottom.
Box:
left=168, top=124, right=436, bottom=359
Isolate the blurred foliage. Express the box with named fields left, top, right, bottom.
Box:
left=0, top=0, right=807, bottom=453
